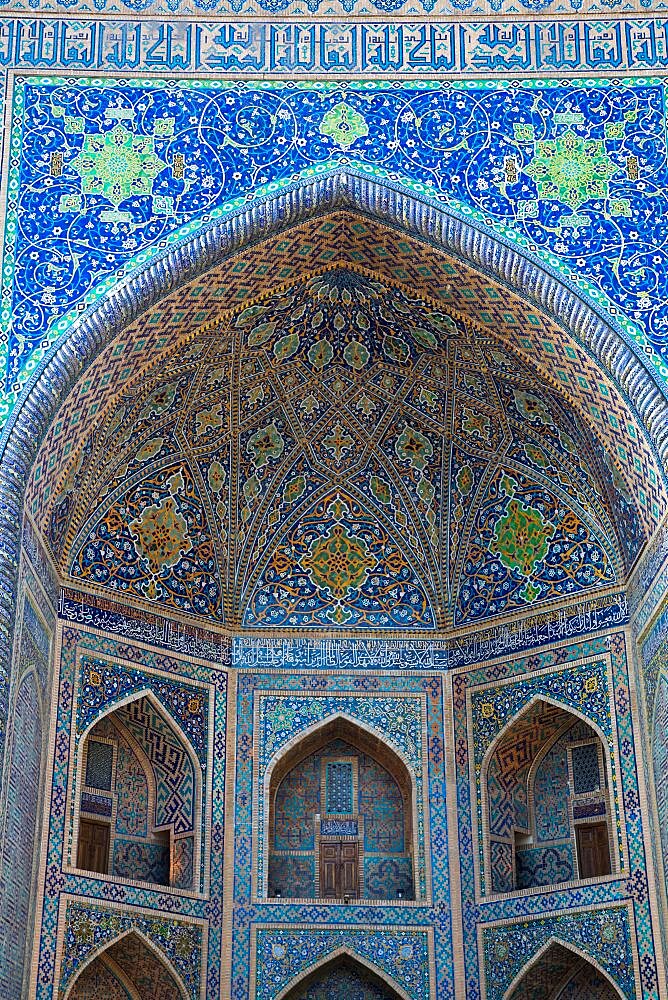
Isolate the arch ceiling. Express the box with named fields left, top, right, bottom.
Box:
left=29, top=212, right=664, bottom=633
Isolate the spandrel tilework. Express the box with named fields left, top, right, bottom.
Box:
left=3, top=75, right=668, bottom=425
left=0, top=12, right=667, bottom=999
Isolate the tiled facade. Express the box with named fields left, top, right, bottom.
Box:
left=0, top=3, right=667, bottom=999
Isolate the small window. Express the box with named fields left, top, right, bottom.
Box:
left=85, top=740, right=114, bottom=791
left=325, top=760, right=354, bottom=814
left=571, top=743, right=601, bottom=796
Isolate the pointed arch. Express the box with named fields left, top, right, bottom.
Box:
left=501, top=936, right=625, bottom=1000
left=1, top=168, right=666, bottom=703
left=481, top=692, right=613, bottom=792
left=264, top=712, right=418, bottom=901
left=62, top=928, right=190, bottom=1000
left=76, top=685, right=202, bottom=814
left=273, top=946, right=410, bottom=1000
left=265, top=710, right=419, bottom=796
left=73, top=687, right=202, bottom=889
left=480, top=695, right=617, bottom=895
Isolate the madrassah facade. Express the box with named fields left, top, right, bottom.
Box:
left=0, top=0, right=668, bottom=996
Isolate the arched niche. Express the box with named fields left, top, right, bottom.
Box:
left=266, top=715, right=416, bottom=901
left=4, top=171, right=667, bottom=674
left=482, top=698, right=615, bottom=895
left=277, top=950, right=408, bottom=1000
left=74, top=691, right=200, bottom=890
left=64, top=929, right=188, bottom=1000
left=503, top=939, right=624, bottom=1000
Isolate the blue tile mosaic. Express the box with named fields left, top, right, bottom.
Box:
left=3, top=75, right=668, bottom=421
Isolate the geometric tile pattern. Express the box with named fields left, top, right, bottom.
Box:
left=484, top=908, right=635, bottom=1000
left=486, top=704, right=606, bottom=893
left=36, top=268, right=638, bottom=630
left=29, top=624, right=225, bottom=1000
left=26, top=211, right=665, bottom=571
left=256, top=692, right=425, bottom=897
left=69, top=930, right=186, bottom=999
left=0, top=0, right=648, bottom=16
left=60, top=902, right=199, bottom=999
left=652, top=672, right=668, bottom=904
left=0, top=672, right=43, bottom=999
left=230, top=653, right=448, bottom=1000
left=473, top=668, right=618, bottom=897
left=12, top=600, right=664, bottom=1000
left=454, top=632, right=659, bottom=999
left=283, top=956, right=401, bottom=1000
left=270, top=736, right=408, bottom=899
left=254, top=926, right=430, bottom=1000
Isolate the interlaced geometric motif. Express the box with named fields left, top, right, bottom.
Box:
left=571, top=742, right=601, bottom=795
left=487, top=702, right=572, bottom=839
left=68, top=957, right=133, bottom=999
left=116, top=697, right=196, bottom=835
left=486, top=702, right=608, bottom=892
left=84, top=740, right=114, bottom=791
left=325, top=761, right=354, bottom=814
left=36, top=265, right=634, bottom=631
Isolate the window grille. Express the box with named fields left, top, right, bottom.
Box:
left=85, top=740, right=114, bottom=791
left=325, top=760, right=354, bottom=814
left=571, top=743, right=601, bottom=796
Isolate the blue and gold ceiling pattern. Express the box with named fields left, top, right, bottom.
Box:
left=48, top=267, right=631, bottom=631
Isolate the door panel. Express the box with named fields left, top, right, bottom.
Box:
left=576, top=822, right=611, bottom=879
left=340, top=843, right=359, bottom=897
left=77, top=819, right=110, bottom=874
left=319, top=841, right=359, bottom=899
left=320, top=842, right=340, bottom=898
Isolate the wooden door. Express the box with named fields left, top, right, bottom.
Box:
left=340, top=843, right=358, bottom=896
left=320, top=842, right=340, bottom=898
left=576, top=822, right=611, bottom=879
left=77, top=819, right=110, bottom=874
left=319, top=841, right=359, bottom=899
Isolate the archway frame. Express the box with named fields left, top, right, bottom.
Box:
left=68, top=686, right=203, bottom=893
left=478, top=693, right=621, bottom=899
left=259, top=710, right=423, bottom=902
left=272, top=944, right=412, bottom=1000
left=649, top=665, right=668, bottom=937
left=1, top=167, right=667, bottom=756
left=498, top=935, right=626, bottom=1000
left=60, top=926, right=190, bottom=1000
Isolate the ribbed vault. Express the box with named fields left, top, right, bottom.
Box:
left=27, top=214, right=657, bottom=631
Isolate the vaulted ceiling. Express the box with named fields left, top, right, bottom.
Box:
left=28, top=212, right=663, bottom=632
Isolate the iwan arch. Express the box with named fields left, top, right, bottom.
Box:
left=0, top=37, right=668, bottom=1000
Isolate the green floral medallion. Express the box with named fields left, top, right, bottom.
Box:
left=492, top=497, right=555, bottom=577
left=320, top=102, right=369, bottom=149
left=303, top=523, right=375, bottom=601
left=525, top=129, right=617, bottom=210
